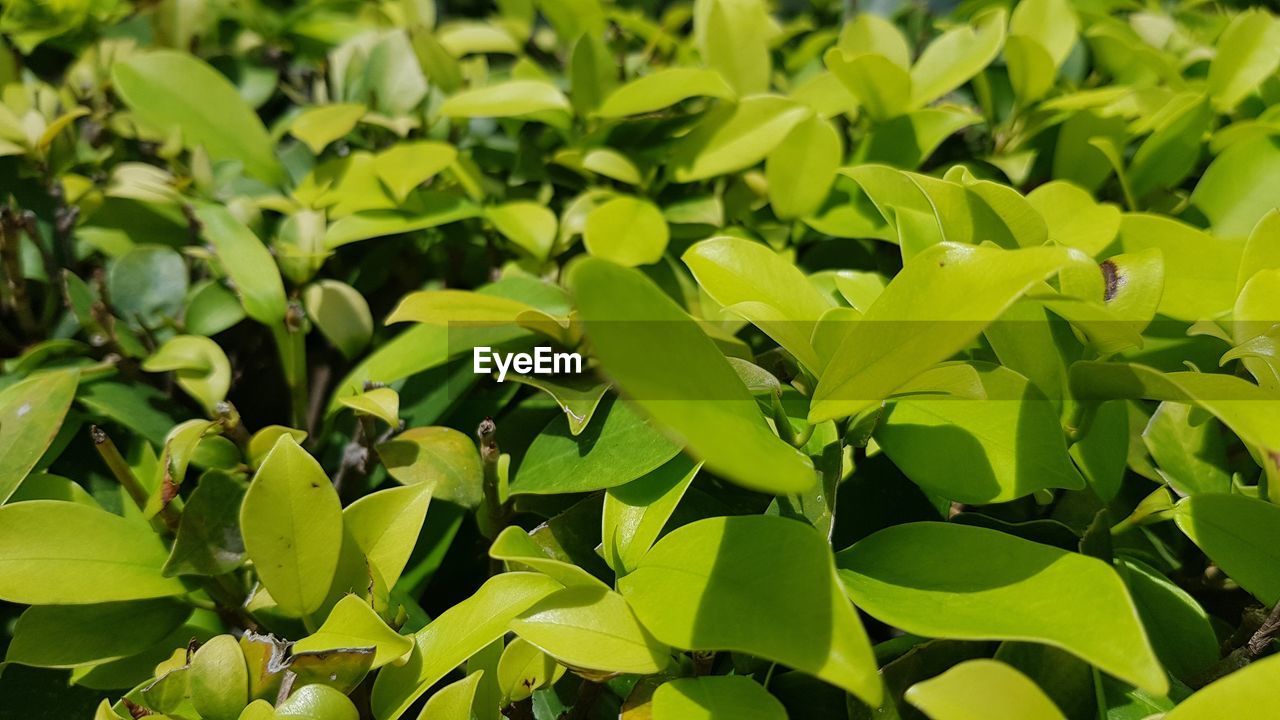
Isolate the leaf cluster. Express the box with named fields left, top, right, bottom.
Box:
left=2, top=0, right=1280, bottom=719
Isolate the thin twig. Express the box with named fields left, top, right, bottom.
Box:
left=92, top=425, right=180, bottom=533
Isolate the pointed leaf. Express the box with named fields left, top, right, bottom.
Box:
left=371, top=573, right=563, bottom=720
left=569, top=258, right=815, bottom=494
left=0, top=500, right=184, bottom=603
left=619, top=515, right=881, bottom=705
left=836, top=522, right=1166, bottom=694
left=241, top=436, right=343, bottom=617
left=905, top=660, right=1066, bottom=720
left=0, top=369, right=77, bottom=503
left=811, top=243, right=1086, bottom=421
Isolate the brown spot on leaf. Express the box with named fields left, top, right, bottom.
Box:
left=122, top=698, right=153, bottom=718
left=160, top=474, right=179, bottom=507
left=1100, top=259, right=1123, bottom=302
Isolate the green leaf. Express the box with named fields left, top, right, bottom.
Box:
left=275, top=684, right=359, bottom=720
left=0, top=500, right=184, bottom=604
left=1026, top=181, right=1120, bottom=256
left=194, top=203, right=288, bottom=325
left=374, top=141, right=457, bottom=203
left=583, top=196, right=669, bottom=267
left=362, top=30, right=429, bottom=116
left=511, top=585, right=670, bottom=674
left=6, top=599, right=189, bottom=668
left=343, top=483, right=431, bottom=588
left=486, top=201, right=558, bottom=260
left=569, top=33, right=615, bottom=114
left=504, top=374, right=610, bottom=437
left=108, top=245, right=188, bottom=327
left=694, top=0, right=771, bottom=95
left=603, top=455, right=701, bottom=575
left=384, top=288, right=561, bottom=331
left=495, top=637, right=562, bottom=703
left=568, top=258, right=815, bottom=494
left=513, top=395, right=682, bottom=495
left=1164, top=653, right=1280, bottom=719
left=440, top=80, right=570, bottom=118
left=1119, top=557, right=1218, bottom=682
left=909, top=9, right=1007, bottom=107
left=290, top=103, right=366, bottom=154
left=142, top=335, right=232, bottom=414
left=811, top=243, right=1086, bottom=422
left=683, top=235, right=834, bottom=368
left=1005, top=36, right=1056, bottom=105
left=418, top=671, right=483, bottom=720
left=875, top=363, right=1085, bottom=504
left=1142, top=402, right=1231, bottom=496
left=303, top=280, right=373, bottom=360
left=652, top=676, right=787, bottom=720
left=371, top=572, right=563, bottom=720
left=596, top=68, right=735, bottom=118
left=619, top=515, right=881, bottom=705
left=186, top=279, right=246, bottom=336
left=10, top=472, right=98, bottom=507
left=766, top=114, right=843, bottom=219
left=853, top=107, right=980, bottom=170
left=836, top=522, right=1166, bottom=694
left=1013, top=0, right=1077, bottom=66
left=1237, top=208, right=1280, bottom=292
left=1069, top=362, right=1280, bottom=457
left=294, top=595, right=413, bottom=668
left=190, top=634, right=249, bottom=720
left=0, top=369, right=78, bottom=503
left=112, top=51, right=283, bottom=184
left=671, top=96, right=812, bottom=182
left=248, top=426, right=308, bottom=469
left=238, top=700, right=275, bottom=720
left=377, top=427, right=483, bottom=508
left=904, top=659, right=1067, bottom=720
left=825, top=51, right=912, bottom=121
left=1127, top=94, right=1213, bottom=199
left=1174, top=493, right=1280, bottom=604
left=323, top=192, right=480, bottom=247
left=1191, top=134, right=1280, bottom=239
left=240, top=436, right=344, bottom=617
left=163, top=470, right=246, bottom=577
left=1115, top=214, right=1240, bottom=320
left=489, top=525, right=607, bottom=589
left=838, top=14, right=911, bottom=68
left=1206, top=10, right=1280, bottom=112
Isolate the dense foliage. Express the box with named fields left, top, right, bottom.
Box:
left=2, top=0, right=1280, bottom=718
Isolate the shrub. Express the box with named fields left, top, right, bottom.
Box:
left=1, top=0, right=1280, bottom=718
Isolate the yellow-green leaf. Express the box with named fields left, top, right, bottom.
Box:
left=294, top=595, right=413, bottom=668
left=0, top=501, right=184, bottom=604
left=112, top=51, right=283, bottom=183
left=0, top=369, right=78, bottom=503
left=905, top=659, right=1067, bottom=720
left=240, top=436, right=343, bottom=617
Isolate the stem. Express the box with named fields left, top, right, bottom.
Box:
left=770, top=393, right=797, bottom=446
left=92, top=425, right=179, bottom=533
left=215, top=401, right=252, bottom=452
left=476, top=417, right=506, bottom=541
left=1191, top=601, right=1280, bottom=688
left=0, top=207, right=38, bottom=339
left=272, top=307, right=308, bottom=428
